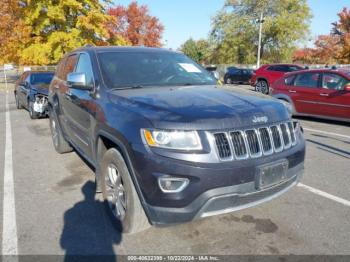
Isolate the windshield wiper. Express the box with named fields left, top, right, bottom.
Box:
left=110, top=85, right=144, bottom=90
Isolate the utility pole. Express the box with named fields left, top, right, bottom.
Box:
left=257, top=11, right=264, bottom=69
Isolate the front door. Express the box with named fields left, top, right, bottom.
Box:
left=317, top=72, right=350, bottom=119
left=62, top=53, right=96, bottom=158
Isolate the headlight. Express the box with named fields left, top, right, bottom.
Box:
left=142, top=129, right=202, bottom=150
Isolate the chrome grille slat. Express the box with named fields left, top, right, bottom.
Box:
left=230, top=131, right=248, bottom=159
left=287, top=122, right=296, bottom=145
left=259, top=127, right=273, bottom=155
left=280, top=123, right=292, bottom=149
left=245, top=129, right=262, bottom=158
left=213, top=121, right=298, bottom=161
left=214, top=133, right=232, bottom=160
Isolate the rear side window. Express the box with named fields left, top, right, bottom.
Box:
left=62, top=54, right=78, bottom=80
left=322, top=73, right=348, bottom=90
left=267, top=66, right=276, bottom=71
left=284, top=75, right=296, bottom=85
left=287, top=66, right=302, bottom=72
left=294, top=73, right=320, bottom=88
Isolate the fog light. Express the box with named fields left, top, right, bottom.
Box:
left=158, top=177, right=189, bottom=193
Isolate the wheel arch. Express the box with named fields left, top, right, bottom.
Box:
left=256, top=77, right=269, bottom=86
left=95, top=130, right=151, bottom=220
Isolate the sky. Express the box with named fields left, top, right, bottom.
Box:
left=114, top=0, right=349, bottom=49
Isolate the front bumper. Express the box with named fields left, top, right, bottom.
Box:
left=131, top=137, right=305, bottom=225
left=144, top=163, right=303, bottom=225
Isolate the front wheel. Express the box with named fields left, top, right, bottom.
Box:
left=49, top=112, right=73, bottom=154
left=225, top=78, right=232, bottom=84
left=101, top=148, right=150, bottom=234
left=256, top=80, right=269, bottom=94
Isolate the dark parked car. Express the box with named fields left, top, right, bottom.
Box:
left=224, top=68, right=254, bottom=84
left=49, top=46, right=305, bottom=233
left=272, top=68, right=350, bottom=122
left=251, top=64, right=304, bottom=94
left=14, top=71, right=54, bottom=119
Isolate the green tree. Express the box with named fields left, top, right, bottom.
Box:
left=180, top=38, right=212, bottom=64
left=211, top=0, right=312, bottom=64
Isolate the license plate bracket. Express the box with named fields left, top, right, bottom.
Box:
left=256, top=160, right=289, bottom=190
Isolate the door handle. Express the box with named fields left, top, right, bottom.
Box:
left=288, top=90, right=296, bottom=93
left=320, top=93, right=329, bottom=97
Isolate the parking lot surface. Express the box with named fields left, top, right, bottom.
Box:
left=0, top=84, right=349, bottom=256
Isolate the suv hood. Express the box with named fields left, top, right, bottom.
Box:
left=109, top=85, right=289, bottom=130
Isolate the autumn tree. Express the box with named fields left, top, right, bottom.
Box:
left=332, top=7, right=350, bottom=63
left=0, top=0, right=31, bottom=64
left=293, top=7, right=350, bottom=64
left=107, top=1, right=164, bottom=47
left=211, top=0, right=312, bottom=64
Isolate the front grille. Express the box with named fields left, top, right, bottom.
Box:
left=213, top=121, right=298, bottom=161
left=214, top=133, right=232, bottom=159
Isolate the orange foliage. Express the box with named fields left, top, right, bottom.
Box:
left=107, top=1, right=164, bottom=47
left=332, top=7, right=350, bottom=63
left=0, top=0, right=31, bottom=64
left=293, top=7, right=350, bottom=64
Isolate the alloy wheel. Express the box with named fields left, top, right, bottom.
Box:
left=106, top=164, right=127, bottom=220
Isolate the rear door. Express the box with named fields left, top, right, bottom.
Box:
left=288, top=72, right=322, bottom=115
left=316, top=72, right=350, bottom=119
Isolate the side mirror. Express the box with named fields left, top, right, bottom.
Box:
left=343, top=83, right=350, bottom=91
left=67, top=72, right=92, bottom=90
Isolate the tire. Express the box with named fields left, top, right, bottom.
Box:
left=225, top=78, right=232, bottom=85
left=15, top=93, right=22, bottom=109
left=256, top=80, right=269, bottom=94
left=49, top=111, right=73, bottom=154
left=101, top=148, right=150, bottom=234
left=28, top=101, right=39, bottom=119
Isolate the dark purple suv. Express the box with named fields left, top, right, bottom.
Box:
left=48, top=46, right=305, bottom=233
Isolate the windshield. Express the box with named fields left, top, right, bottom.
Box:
left=97, top=51, right=217, bottom=88
left=30, top=73, right=54, bottom=85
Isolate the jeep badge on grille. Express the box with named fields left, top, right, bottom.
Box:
left=252, top=116, right=268, bottom=124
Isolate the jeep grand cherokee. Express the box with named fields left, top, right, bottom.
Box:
left=48, top=46, right=305, bottom=234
